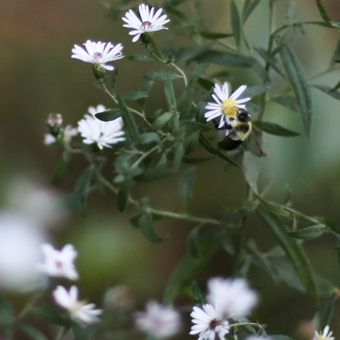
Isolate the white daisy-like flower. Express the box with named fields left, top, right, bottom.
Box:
left=205, top=82, right=251, bottom=128
left=122, top=4, right=170, bottom=43
left=135, top=301, right=181, bottom=339
left=71, top=40, right=124, bottom=71
left=53, top=285, right=102, bottom=325
left=312, top=325, right=334, bottom=340
left=37, top=244, right=78, bottom=280
left=44, top=134, right=56, bottom=145
left=77, top=105, right=125, bottom=150
left=190, top=304, right=230, bottom=340
left=207, top=277, right=258, bottom=319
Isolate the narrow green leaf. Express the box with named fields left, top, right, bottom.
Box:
left=253, top=121, right=300, bottom=136
left=314, top=85, right=340, bottom=101
left=258, top=207, right=319, bottom=305
left=198, top=78, right=214, bottom=90
left=179, top=167, right=196, bottom=211
left=193, top=50, right=252, bottom=67
left=279, top=46, right=312, bottom=138
left=0, top=295, right=14, bottom=339
left=242, top=84, right=271, bottom=98
left=137, top=132, right=160, bottom=144
left=164, top=77, right=177, bottom=112
left=73, top=166, right=94, bottom=218
left=316, top=217, right=340, bottom=235
left=51, top=152, right=72, bottom=185
left=72, top=322, right=91, bottom=340
left=151, top=112, right=172, bottom=130
left=111, top=68, right=119, bottom=96
left=272, top=26, right=293, bottom=56
left=199, top=133, right=241, bottom=169
left=231, top=1, right=241, bottom=48
left=32, top=307, right=70, bottom=327
left=138, top=80, right=154, bottom=111
left=317, top=293, right=336, bottom=330
left=144, top=71, right=181, bottom=80
left=21, top=324, right=48, bottom=340
left=164, top=228, right=223, bottom=304
left=272, top=95, right=299, bottom=112
left=118, top=96, right=139, bottom=142
left=126, top=54, right=154, bottom=61
left=191, top=281, right=205, bottom=304
left=135, top=212, right=164, bottom=243
left=284, top=2, right=296, bottom=24
left=243, top=151, right=261, bottom=195
left=121, top=91, right=149, bottom=101
left=242, top=0, right=261, bottom=23
left=199, top=31, right=233, bottom=40
left=95, top=108, right=121, bottom=122
left=182, top=156, right=214, bottom=164
left=330, top=39, right=340, bottom=67
left=186, top=225, right=201, bottom=258
left=173, top=143, right=184, bottom=170
left=183, top=121, right=211, bottom=132
left=117, top=179, right=133, bottom=212
left=135, top=168, right=175, bottom=183
left=316, top=0, right=331, bottom=25
left=288, top=224, right=326, bottom=240
left=255, top=47, right=286, bottom=79
left=178, top=63, right=209, bottom=118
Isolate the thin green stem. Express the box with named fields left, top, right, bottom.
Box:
left=217, top=40, right=238, bottom=52
left=55, top=326, right=68, bottom=340
left=308, top=67, right=340, bottom=81
left=271, top=20, right=330, bottom=37
left=18, top=290, right=45, bottom=319
left=131, top=144, right=160, bottom=169
left=101, top=82, right=118, bottom=104
left=169, top=63, right=188, bottom=86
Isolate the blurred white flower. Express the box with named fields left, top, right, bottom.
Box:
left=104, top=285, right=134, bottom=310
left=63, top=125, right=78, bottom=142
left=0, top=212, right=46, bottom=291
left=207, top=277, right=258, bottom=318
left=37, top=244, right=78, bottom=280
left=246, top=337, right=268, bottom=340
left=53, top=285, right=102, bottom=325
left=190, top=304, right=230, bottom=340
left=44, top=134, right=56, bottom=145
left=122, top=4, right=170, bottom=42
left=135, top=301, right=181, bottom=338
left=312, top=325, right=334, bottom=340
left=71, top=40, right=123, bottom=71
left=205, top=83, right=251, bottom=128
left=78, top=105, right=125, bottom=150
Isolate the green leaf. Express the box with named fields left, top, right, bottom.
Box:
left=164, top=77, right=177, bottom=112
left=134, top=212, right=164, bottom=243
left=126, top=54, right=154, bottom=61
left=199, top=31, right=233, bottom=40
left=179, top=167, right=196, bottom=212
left=242, top=83, right=271, bottom=98
left=172, top=143, right=184, bottom=170
left=242, top=0, right=261, bottom=23
left=178, top=63, right=209, bottom=119
left=316, top=0, right=331, bottom=25
left=117, top=179, right=133, bottom=212
left=137, top=132, right=160, bottom=144
left=231, top=1, right=241, bottom=48
left=253, top=121, right=300, bottom=136
left=21, top=324, right=49, bottom=340
left=198, top=77, right=214, bottom=90
left=186, top=225, right=201, bottom=258
left=243, top=151, right=262, bottom=195
left=272, top=95, right=299, bottom=112
left=258, top=207, right=319, bottom=305
left=164, top=228, right=223, bottom=304
left=279, top=46, right=312, bottom=138
left=73, top=165, right=94, bottom=218
left=118, top=96, right=139, bottom=142
left=32, top=306, right=70, bottom=327
left=144, top=71, right=181, bottom=80
left=330, top=39, right=340, bottom=67
left=193, top=50, right=252, bottom=67
left=121, top=91, right=149, bottom=101
left=51, top=152, right=72, bottom=185
left=199, top=133, right=242, bottom=169
left=284, top=1, right=296, bottom=24
left=314, top=85, right=340, bottom=101
left=95, top=108, right=121, bottom=122
left=182, top=156, right=215, bottom=164
left=183, top=121, right=211, bottom=132
left=135, top=168, right=175, bottom=183
left=288, top=224, right=326, bottom=240
left=111, top=68, right=119, bottom=96
left=316, top=217, right=340, bottom=235
left=151, top=112, right=173, bottom=130
left=316, top=293, right=336, bottom=330
left=255, top=47, right=286, bottom=79
left=0, top=295, right=14, bottom=338
left=191, top=281, right=205, bottom=304
left=72, top=322, right=91, bottom=340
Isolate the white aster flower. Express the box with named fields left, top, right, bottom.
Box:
left=53, top=285, right=102, bottom=325
left=122, top=4, right=170, bottom=43
left=190, top=304, right=230, bottom=340
left=207, top=277, right=258, bottom=319
left=78, top=105, right=125, bottom=150
left=135, top=301, right=181, bottom=339
left=71, top=40, right=123, bottom=71
left=63, top=125, right=78, bottom=142
left=312, top=325, right=334, bottom=340
left=44, top=134, right=56, bottom=145
left=37, top=244, right=78, bottom=280
left=205, top=82, right=251, bottom=128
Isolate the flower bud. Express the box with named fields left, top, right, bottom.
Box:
left=46, top=113, right=63, bottom=137
left=140, top=33, right=152, bottom=45
left=93, top=64, right=106, bottom=82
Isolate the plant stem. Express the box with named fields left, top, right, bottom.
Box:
left=18, top=290, right=45, bottom=319
left=55, top=326, right=68, bottom=340
left=169, top=63, right=188, bottom=86
left=131, top=144, right=160, bottom=169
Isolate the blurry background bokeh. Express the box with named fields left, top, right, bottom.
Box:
left=1, top=0, right=340, bottom=338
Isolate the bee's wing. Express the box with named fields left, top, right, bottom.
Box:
left=243, top=132, right=263, bottom=157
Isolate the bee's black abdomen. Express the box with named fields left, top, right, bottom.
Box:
left=218, top=137, right=242, bottom=150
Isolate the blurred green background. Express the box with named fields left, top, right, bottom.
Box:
left=1, top=0, right=340, bottom=338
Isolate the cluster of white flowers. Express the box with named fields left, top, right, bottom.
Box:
left=38, top=243, right=102, bottom=326
left=312, top=325, right=334, bottom=340
left=190, top=277, right=258, bottom=340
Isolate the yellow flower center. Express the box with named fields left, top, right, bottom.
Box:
left=222, top=99, right=238, bottom=117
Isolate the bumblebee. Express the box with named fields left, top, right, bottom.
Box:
left=213, top=109, right=263, bottom=157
